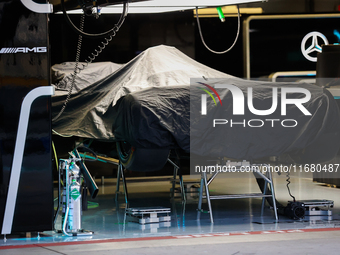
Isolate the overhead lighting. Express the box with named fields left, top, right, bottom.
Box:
left=194, top=5, right=263, bottom=18
left=61, top=7, right=194, bottom=14
left=101, top=6, right=193, bottom=14
left=60, top=0, right=263, bottom=14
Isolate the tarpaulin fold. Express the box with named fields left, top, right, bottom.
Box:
left=52, top=45, right=340, bottom=163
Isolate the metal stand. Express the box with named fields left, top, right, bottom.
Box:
left=168, top=158, right=186, bottom=201
left=116, top=158, right=186, bottom=204
left=126, top=207, right=171, bottom=224
left=171, top=181, right=200, bottom=198
left=301, top=200, right=334, bottom=216
left=78, top=152, right=186, bottom=203
left=197, top=162, right=278, bottom=223
left=116, top=162, right=129, bottom=204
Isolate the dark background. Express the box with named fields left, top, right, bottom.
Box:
left=49, top=0, right=340, bottom=79
left=49, top=0, right=340, bottom=178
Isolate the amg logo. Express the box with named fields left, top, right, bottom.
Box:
left=0, top=47, right=47, bottom=54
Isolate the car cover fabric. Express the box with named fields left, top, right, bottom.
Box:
left=52, top=45, right=340, bottom=163
left=52, top=45, right=229, bottom=139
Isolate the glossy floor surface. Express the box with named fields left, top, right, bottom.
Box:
left=1, top=171, right=340, bottom=249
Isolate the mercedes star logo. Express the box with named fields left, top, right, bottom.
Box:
left=301, top=31, right=329, bottom=62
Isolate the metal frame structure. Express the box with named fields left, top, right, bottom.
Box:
left=197, top=163, right=278, bottom=223
left=116, top=158, right=186, bottom=204
left=268, top=71, right=316, bottom=82
left=78, top=152, right=187, bottom=203
left=126, top=207, right=171, bottom=224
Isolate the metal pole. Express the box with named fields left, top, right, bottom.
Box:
left=203, top=171, right=213, bottom=223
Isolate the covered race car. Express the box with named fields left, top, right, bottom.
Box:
left=52, top=45, right=340, bottom=171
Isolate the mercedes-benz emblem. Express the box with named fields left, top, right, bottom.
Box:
left=301, top=31, right=329, bottom=62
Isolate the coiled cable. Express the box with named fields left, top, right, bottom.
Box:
left=86, top=34, right=115, bottom=63
left=286, top=172, right=296, bottom=202
left=55, top=3, right=128, bottom=88
left=60, top=1, right=128, bottom=39
left=53, top=14, right=85, bottom=122
left=53, top=4, right=128, bottom=122
left=55, top=32, right=117, bottom=90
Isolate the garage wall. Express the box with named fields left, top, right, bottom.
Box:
left=50, top=0, right=340, bottom=78
left=246, top=0, right=340, bottom=13
left=50, top=12, right=195, bottom=66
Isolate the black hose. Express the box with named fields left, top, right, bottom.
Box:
left=286, top=172, right=296, bottom=202
left=60, top=0, right=128, bottom=39
left=53, top=14, right=85, bottom=122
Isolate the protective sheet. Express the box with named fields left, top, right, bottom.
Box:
left=52, top=45, right=340, bottom=163
left=189, top=78, right=340, bottom=163
left=112, top=85, right=190, bottom=151
left=112, top=79, right=340, bottom=163
left=52, top=61, right=123, bottom=92
left=52, top=45, right=230, bottom=139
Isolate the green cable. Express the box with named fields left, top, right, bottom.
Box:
left=80, top=154, right=107, bottom=163
left=87, top=201, right=99, bottom=209
left=82, top=139, right=93, bottom=159
left=216, top=7, right=225, bottom=22
left=52, top=141, right=58, bottom=170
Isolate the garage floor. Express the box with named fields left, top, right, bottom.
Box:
left=1, top=170, right=340, bottom=251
